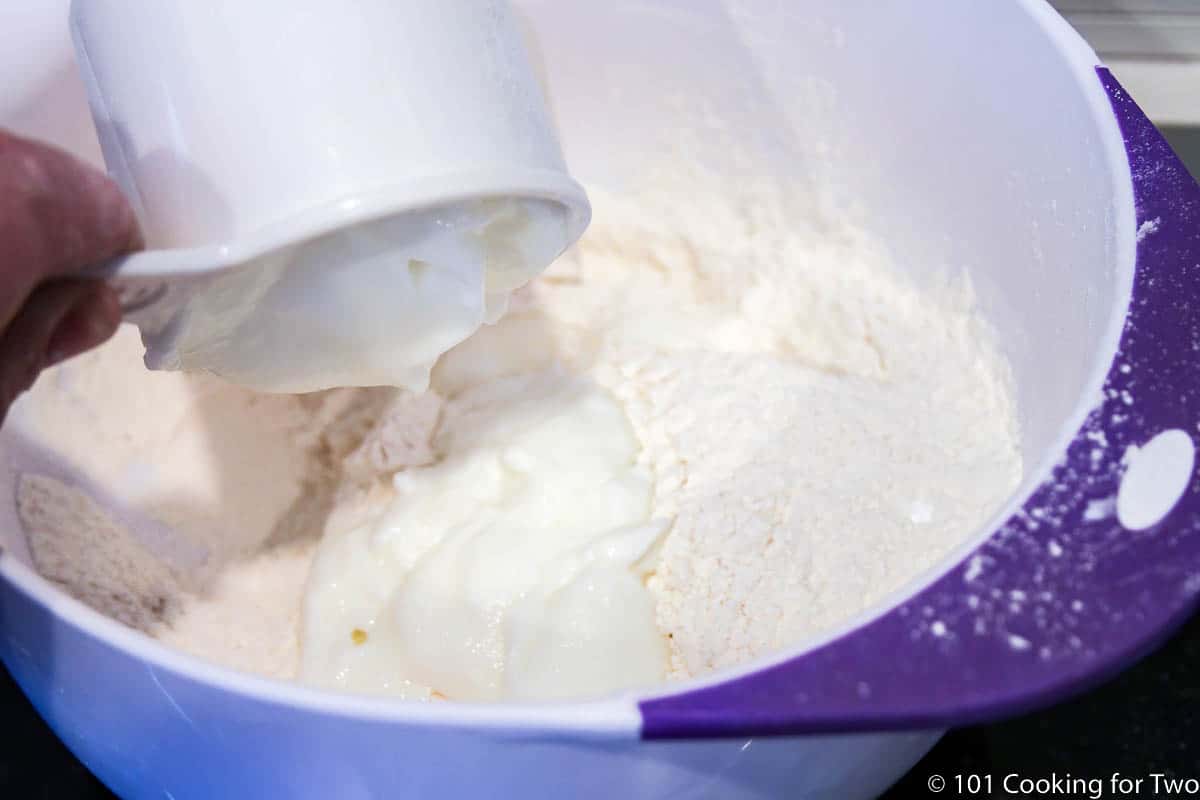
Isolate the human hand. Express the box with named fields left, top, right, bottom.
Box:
left=0, top=129, right=141, bottom=423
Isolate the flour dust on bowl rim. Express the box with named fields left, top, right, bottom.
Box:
left=1, top=1, right=1199, bottom=798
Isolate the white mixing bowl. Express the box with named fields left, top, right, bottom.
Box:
left=4, top=2, right=1200, bottom=798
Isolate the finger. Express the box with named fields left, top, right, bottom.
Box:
left=0, top=280, right=120, bottom=423
left=44, top=281, right=122, bottom=367
left=0, top=129, right=142, bottom=329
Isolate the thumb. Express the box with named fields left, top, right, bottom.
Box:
left=0, top=279, right=121, bottom=422
left=0, top=130, right=142, bottom=330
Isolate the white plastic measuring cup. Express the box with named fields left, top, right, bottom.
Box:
left=70, top=0, right=590, bottom=391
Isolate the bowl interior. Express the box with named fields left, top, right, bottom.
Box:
left=0, top=0, right=1129, bottom=697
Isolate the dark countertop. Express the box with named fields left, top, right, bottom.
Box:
left=887, top=610, right=1200, bottom=796
left=1, top=609, right=1196, bottom=797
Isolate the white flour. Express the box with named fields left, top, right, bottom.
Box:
left=14, top=173, right=1022, bottom=690
left=481, top=179, right=1023, bottom=678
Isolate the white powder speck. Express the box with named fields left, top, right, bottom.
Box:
left=910, top=501, right=935, bottom=525
left=1008, top=633, right=1032, bottom=651
left=930, top=620, right=948, bottom=637
left=965, top=555, right=988, bottom=583
left=1083, top=496, right=1116, bottom=522
left=1136, top=217, right=1161, bottom=242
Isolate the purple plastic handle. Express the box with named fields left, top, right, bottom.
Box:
left=639, top=68, right=1200, bottom=739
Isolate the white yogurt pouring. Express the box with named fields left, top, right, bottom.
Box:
left=145, top=198, right=572, bottom=394
left=301, top=368, right=668, bottom=700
